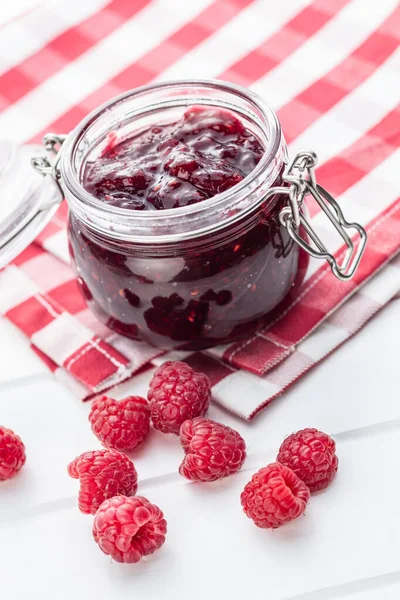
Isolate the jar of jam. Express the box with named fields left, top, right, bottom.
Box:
left=0, top=80, right=367, bottom=350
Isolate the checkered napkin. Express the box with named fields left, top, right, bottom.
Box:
left=0, top=0, right=399, bottom=419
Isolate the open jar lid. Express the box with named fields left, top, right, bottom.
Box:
left=0, top=139, right=62, bottom=268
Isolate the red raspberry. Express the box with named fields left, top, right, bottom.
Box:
left=277, top=428, right=339, bottom=492
left=89, top=395, right=150, bottom=451
left=68, top=449, right=137, bottom=514
left=0, top=426, right=26, bottom=481
left=241, top=462, right=310, bottom=529
left=179, top=417, right=246, bottom=482
left=93, top=495, right=167, bottom=563
left=148, top=361, right=210, bottom=434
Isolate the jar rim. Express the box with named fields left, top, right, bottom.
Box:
left=60, top=79, right=285, bottom=243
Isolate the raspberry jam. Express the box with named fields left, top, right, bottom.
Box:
left=69, top=196, right=300, bottom=348
left=83, top=106, right=264, bottom=211
left=64, top=81, right=306, bottom=349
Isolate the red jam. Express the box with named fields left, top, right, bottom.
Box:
left=83, top=107, right=264, bottom=211
left=69, top=107, right=304, bottom=349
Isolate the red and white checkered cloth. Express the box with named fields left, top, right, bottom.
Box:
left=0, top=0, right=399, bottom=419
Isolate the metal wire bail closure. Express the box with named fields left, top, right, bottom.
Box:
left=278, top=150, right=367, bottom=281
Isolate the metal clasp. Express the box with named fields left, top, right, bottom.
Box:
left=31, top=133, right=66, bottom=200
left=278, top=150, right=367, bottom=281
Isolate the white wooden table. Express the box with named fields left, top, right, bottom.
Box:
left=1, top=296, right=399, bottom=599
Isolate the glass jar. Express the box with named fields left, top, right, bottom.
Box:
left=1, top=80, right=366, bottom=351
left=64, top=81, right=303, bottom=349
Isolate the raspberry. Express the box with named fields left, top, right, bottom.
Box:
left=241, top=463, right=310, bottom=529
left=93, top=495, right=167, bottom=563
left=89, top=395, right=150, bottom=452
left=277, top=428, right=339, bottom=492
left=0, top=426, right=26, bottom=481
left=179, top=417, right=246, bottom=482
left=68, top=449, right=137, bottom=514
left=241, top=462, right=310, bottom=529
left=148, top=361, right=210, bottom=434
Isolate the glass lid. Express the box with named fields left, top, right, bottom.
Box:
left=0, top=140, right=62, bottom=269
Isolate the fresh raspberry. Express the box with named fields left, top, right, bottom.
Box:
left=179, top=417, right=246, bottom=482
left=89, top=395, right=150, bottom=452
left=148, top=361, right=210, bottom=434
left=68, top=449, right=137, bottom=514
left=93, top=495, right=167, bottom=563
left=277, top=428, right=339, bottom=492
left=0, top=426, right=26, bottom=481
left=241, top=462, right=310, bottom=529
